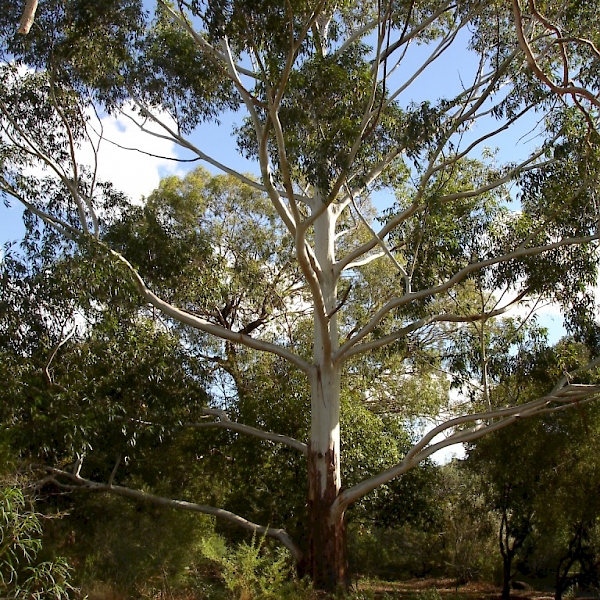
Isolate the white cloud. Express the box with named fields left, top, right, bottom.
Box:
left=5, top=65, right=183, bottom=203
left=430, top=438, right=465, bottom=464
left=81, top=104, right=185, bottom=203
left=0, top=102, right=186, bottom=245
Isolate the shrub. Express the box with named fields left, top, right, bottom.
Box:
left=0, top=482, right=78, bottom=599
left=200, top=532, right=306, bottom=600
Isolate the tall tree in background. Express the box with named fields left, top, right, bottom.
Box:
left=1, top=0, right=600, bottom=590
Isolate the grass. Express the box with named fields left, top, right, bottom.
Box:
left=356, top=578, right=556, bottom=600
left=80, top=576, right=560, bottom=599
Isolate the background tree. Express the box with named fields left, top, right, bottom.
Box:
left=0, top=235, right=223, bottom=595
left=524, top=403, right=600, bottom=600
left=1, top=0, right=600, bottom=591
left=468, top=339, right=600, bottom=600
left=0, top=480, right=78, bottom=600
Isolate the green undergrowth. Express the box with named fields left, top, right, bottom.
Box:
left=0, top=480, right=79, bottom=600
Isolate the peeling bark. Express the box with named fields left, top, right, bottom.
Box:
left=306, top=445, right=348, bottom=591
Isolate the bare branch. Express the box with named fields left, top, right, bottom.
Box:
left=108, top=455, right=121, bottom=488
left=379, top=0, right=455, bottom=63
left=340, top=289, right=530, bottom=360
left=335, top=199, right=423, bottom=274
left=346, top=183, right=410, bottom=289
left=383, top=11, right=472, bottom=110
left=334, top=19, right=379, bottom=56
left=342, top=250, right=386, bottom=271
left=123, top=99, right=302, bottom=202
left=73, top=454, right=84, bottom=478
left=44, top=326, right=77, bottom=386
left=511, top=0, right=600, bottom=110
left=194, top=407, right=307, bottom=453
left=42, top=466, right=302, bottom=562
left=86, top=120, right=202, bottom=163
left=120, top=410, right=308, bottom=454
left=335, top=232, right=600, bottom=362
left=334, top=381, right=600, bottom=515
left=101, top=243, right=313, bottom=374
left=429, top=104, right=539, bottom=183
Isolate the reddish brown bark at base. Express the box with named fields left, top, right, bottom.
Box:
left=305, top=445, right=349, bottom=592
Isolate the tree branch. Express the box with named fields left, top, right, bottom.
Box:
left=339, top=288, right=530, bottom=360
left=119, top=409, right=308, bottom=454
left=5, top=181, right=313, bottom=376
left=195, top=408, right=307, bottom=453
left=0, top=99, right=90, bottom=229
left=124, top=99, right=304, bottom=202
left=41, top=466, right=302, bottom=562
left=379, top=0, right=455, bottom=63
left=335, top=198, right=422, bottom=274
left=334, top=380, right=600, bottom=516
left=1, top=185, right=80, bottom=241
left=157, top=1, right=258, bottom=80
left=217, top=37, right=300, bottom=239
left=511, top=0, right=600, bottom=110
left=335, top=53, right=521, bottom=275
left=48, top=69, right=100, bottom=238
left=103, top=244, right=313, bottom=374
left=44, top=325, right=77, bottom=386
left=342, top=250, right=386, bottom=271
left=335, top=233, right=600, bottom=362
left=346, top=183, right=410, bottom=289
left=17, top=0, right=38, bottom=34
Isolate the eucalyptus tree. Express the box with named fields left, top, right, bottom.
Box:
left=2, top=0, right=600, bottom=591
left=102, top=167, right=443, bottom=547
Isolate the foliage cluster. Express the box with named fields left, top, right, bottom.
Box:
left=0, top=481, right=78, bottom=600
left=3, top=166, right=600, bottom=598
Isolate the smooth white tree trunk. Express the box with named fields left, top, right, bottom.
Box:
left=305, top=202, right=348, bottom=590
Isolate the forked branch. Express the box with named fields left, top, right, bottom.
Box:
left=340, top=288, right=530, bottom=360
left=334, top=378, right=600, bottom=516
left=511, top=0, right=600, bottom=110
left=335, top=232, right=600, bottom=362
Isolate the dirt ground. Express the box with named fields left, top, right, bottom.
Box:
left=358, top=578, right=557, bottom=599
